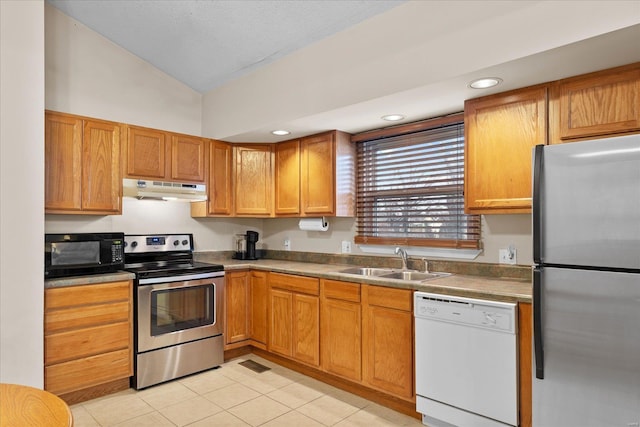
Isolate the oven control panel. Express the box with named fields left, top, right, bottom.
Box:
left=124, top=234, right=193, bottom=253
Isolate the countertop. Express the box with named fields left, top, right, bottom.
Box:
left=204, top=258, right=532, bottom=303
left=43, top=259, right=532, bottom=303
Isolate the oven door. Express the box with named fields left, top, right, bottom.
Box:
left=137, top=274, right=224, bottom=353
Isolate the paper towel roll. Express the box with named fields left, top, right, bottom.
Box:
left=299, top=217, right=329, bottom=231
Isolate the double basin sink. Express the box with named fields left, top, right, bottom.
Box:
left=336, top=267, right=450, bottom=283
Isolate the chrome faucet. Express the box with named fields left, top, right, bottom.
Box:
left=395, top=247, right=408, bottom=270
left=422, top=257, right=430, bottom=273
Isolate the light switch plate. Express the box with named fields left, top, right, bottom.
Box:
left=499, top=248, right=517, bottom=265
left=284, top=239, right=291, bottom=251
left=341, top=240, right=352, bottom=253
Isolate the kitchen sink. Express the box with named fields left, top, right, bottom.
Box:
left=336, top=267, right=397, bottom=276
left=379, top=271, right=451, bottom=282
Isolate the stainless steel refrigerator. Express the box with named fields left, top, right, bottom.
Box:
left=532, top=134, right=640, bottom=427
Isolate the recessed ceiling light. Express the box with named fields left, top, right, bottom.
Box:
left=381, top=114, right=405, bottom=122
left=271, top=130, right=290, bottom=136
left=469, top=77, right=503, bottom=89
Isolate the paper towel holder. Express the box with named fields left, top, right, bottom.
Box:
left=298, top=216, right=329, bottom=231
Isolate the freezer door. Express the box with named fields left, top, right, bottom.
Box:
left=534, top=134, right=640, bottom=270
left=533, top=267, right=640, bottom=427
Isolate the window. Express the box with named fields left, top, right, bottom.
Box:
left=354, top=114, right=480, bottom=249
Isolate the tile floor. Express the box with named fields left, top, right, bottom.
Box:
left=70, top=355, right=424, bottom=426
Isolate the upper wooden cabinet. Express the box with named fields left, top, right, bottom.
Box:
left=552, top=63, right=640, bottom=143
left=273, top=130, right=355, bottom=217
left=464, top=85, right=548, bottom=214
left=125, top=125, right=206, bottom=183
left=45, top=111, right=122, bottom=215
left=209, top=140, right=233, bottom=215
left=274, top=140, right=301, bottom=216
left=234, top=144, right=274, bottom=216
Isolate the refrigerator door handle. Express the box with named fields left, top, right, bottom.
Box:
left=532, top=144, right=544, bottom=264
left=533, top=266, right=544, bottom=379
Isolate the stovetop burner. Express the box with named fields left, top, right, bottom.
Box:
left=123, top=233, right=224, bottom=280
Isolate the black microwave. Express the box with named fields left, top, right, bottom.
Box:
left=45, top=233, right=125, bottom=279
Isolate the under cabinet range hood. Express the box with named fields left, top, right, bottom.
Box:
left=123, top=178, right=207, bottom=202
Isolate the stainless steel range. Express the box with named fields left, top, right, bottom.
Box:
left=124, top=234, right=225, bottom=390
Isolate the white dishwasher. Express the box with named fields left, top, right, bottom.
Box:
left=414, top=291, right=518, bottom=427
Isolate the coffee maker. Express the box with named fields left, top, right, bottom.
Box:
left=234, top=231, right=260, bottom=260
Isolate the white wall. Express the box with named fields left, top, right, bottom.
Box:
left=0, top=0, right=45, bottom=387
left=45, top=3, right=202, bottom=135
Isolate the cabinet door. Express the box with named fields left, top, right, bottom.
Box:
left=558, top=65, right=640, bottom=140
left=234, top=144, right=273, bottom=216
left=209, top=140, right=233, bottom=215
left=464, top=86, right=547, bottom=214
left=274, top=140, right=300, bottom=216
left=249, top=271, right=268, bottom=345
left=362, top=285, right=413, bottom=400
left=82, top=120, right=121, bottom=212
left=321, top=298, right=361, bottom=380
left=126, top=126, right=168, bottom=179
left=225, top=271, right=250, bottom=345
left=45, top=112, right=83, bottom=211
left=292, top=293, right=319, bottom=367
left=269, top=288, right=293, bottom=357
left=171, top=134, right=206, bottom=182
left=301, top=133, right=335, bottom=215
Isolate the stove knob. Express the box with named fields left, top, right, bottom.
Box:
left=173, top=240, right=180, bottom=246
left=182, top=240, right=188, bottom=246
left=130, top=241, right=138, bottom=248
left=123, top=241, right=128, bottom=247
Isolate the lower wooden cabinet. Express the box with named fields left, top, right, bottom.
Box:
left=225, top=271, right=251, bottom=345
left=249, top=271, right=268, bottom=345
left=268, top=273, right=320, bottom=367
left=320, top=279, right=362, bottom=381
left=361, top=284, right=414, bottom=400
left=44, top=280, right=133, bottom=398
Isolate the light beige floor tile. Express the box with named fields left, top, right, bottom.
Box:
left=362, top=402, right=424, bottom=426
left=334, top=407, right=405, bottom=427
left=69, top=405, right=100, bottom=427
left=83, top=393, right=155, bottom=426
left=159, top=395, right=224, bottom=426
left=227, top=395, right=291, bottom=426
left=180, top=368, right=238, bottom=395
left=186, top=410, right=251, bottom=427
left=238, top=370, right=294, bottom=394
left=202, top=382, right=261, bottom=409
left=137, top=380, right=199, bottom=410
left=261, top=410, right=326, bottom=427
left=267, top=381, right=324, bottom=409
left=113, top=411, right=174, bottom=426
left=297, top=394, right=361, bottom=426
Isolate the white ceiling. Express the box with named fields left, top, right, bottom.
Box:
left=47, top=1, right=640, bottom=142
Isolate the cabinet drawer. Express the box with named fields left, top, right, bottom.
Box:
left=322, top=279, right=360, bottom=303
left=365, top=285, right=412, bottom=311
left=269, top=273, right=319, bottom=296
left=45, top=349, right=131, bottom=395
left=45, top=301, right=130, bottom=333
left=45, top=322, right=130, bottom=365
left=45, top=281, right=130, bottom=310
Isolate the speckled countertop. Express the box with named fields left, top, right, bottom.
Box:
left=44, top=256, right=532, bottom=303
left=197, top=256, right=532, bottom=304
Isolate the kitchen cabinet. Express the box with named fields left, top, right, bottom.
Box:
left=274, top=139, right=301, bottom=216
left=362, top=284, right=414, bottom=400
left=464, top=85, right=548, bottom=214
left=300, top=131, right=355, bottom=217
left=44, top=280, right=133, bottom=401
left=209, top=140, right=233, bottom=215
left=249, top=271, right=268, bottom=346
left=125, top=125, right=206, bottom=183
left=268, top=272, right=320, bottom=367
left=320, top=279, right=361, bottom=381
left=45, top=111, right=122, bottom=215
left=234, top=144, right=274, bottom=216
left=551, top=62, right=640, bottom=143
left=225, top=271, right=251, bottom=346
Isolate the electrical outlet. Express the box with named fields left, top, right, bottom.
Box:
left=284, top=239, right=291, bottom=251
left=499, top=248, right=517, bottom=265
left=341, top=240, right=352, bottom=253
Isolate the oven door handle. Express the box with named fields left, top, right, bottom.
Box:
left=138, top=271, right=224, bottom=285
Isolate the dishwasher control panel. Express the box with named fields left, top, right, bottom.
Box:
left=414, top=292, right=516, bottom=333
